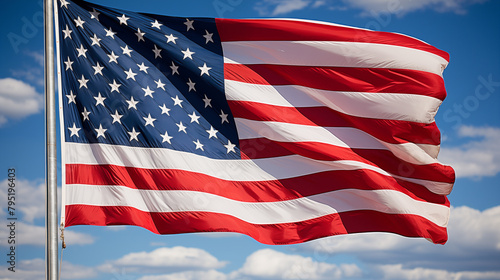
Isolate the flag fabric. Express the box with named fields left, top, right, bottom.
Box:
left=57, top=0, right=455, bottom=245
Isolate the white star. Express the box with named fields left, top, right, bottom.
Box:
left=128, top=127, right=140, bottom=142
left=143, top=114, right=156, bottom=127
left=220, top=110, right=229, bottom=124
left=155, top=79, right=166, bottom=90
left=90, top=34, right=101, bottom=46
left=176, top=121, right=187, bottom=133
left=126, top=96, right=139, bottom=110
left=193, top=139, right=204, bottom=151
left=159, top=104, right=171, bottom=116
left=202, top=94, right=212, bottom=108
left=124, top=68, right=137, bottom=80
left=66, top=90, right=76, bottom=104
left=172, top=95, right=183, bottom=107
left=95, top=124, right=107, bottom=139
left=203, top=30, right=214, bottom=44
left=89, top=8, right=100, bottom=20
left=78, top=75, right=89, bottom=89
left=187, top=78, right=196, bottom=92
left=165, top=34, right=178, bottom=44
left=206, top=126, right=218, bottom=139
left=105, top=27, right=117, bottom=39
left=108, top=51, right=119, bottom=63
left=151, top=20, right=163, bottom=29
left=109, top=79, right=121, bottom=93
left=181, top=48, right=195, bottom=60
left=81, top=107, right=90, bottom=121
left=117, top=14, right=129, bottom=25
left=64, top=56, right=73, bottom=71
left=62, top=24, right=72, bottom=39
left=92, top=61, right=104, bottom=75
left=121, top=45, right=133, bottom=57
left=152, top=44, right=162, bottom=58
left=224, top=140, right=236, bottom=154
left=76, top=44, right=87, bottom=58
left=160, top=131, right=173, bottom=144
left=142, top=86, right=154, bottom=98
left=135, top=28, right=145, bottom=42
left=110, top=110, right=123, bottom=124
left=198, top=63, right=211, bottom=76
left=94, top=92, right=106, bottom=106
left=137, top=62, right=149, bottom=73
left=60, top=0, right=69, bottom=8
left=184, top=18, right=195, bottom=31
left=170, top=61, right=179, bottom=75
left=188, top=112, right=200, bottom=124
left=74, top=16, right=85, bottom=29
left=68, top=123, right=81, bottom=137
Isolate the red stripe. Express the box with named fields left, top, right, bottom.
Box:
left=225, top=64, right=447, bottom=100
left=65, top=205, right=448, bottom=244
left=66, top=164, right=450, bottom=205
left=229, top=100, right=442, bottom=145
left=216, top=18, right=449, bottom=61
left=238, top=138, right=455, bottom=184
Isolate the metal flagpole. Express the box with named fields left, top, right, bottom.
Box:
left=44, top=0, right=59, bottom=278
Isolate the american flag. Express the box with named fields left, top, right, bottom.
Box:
left=58, top=0, right=455, bottom=244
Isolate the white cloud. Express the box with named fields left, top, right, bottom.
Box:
left=100, top=246, right=227, bottom=274
left=0, top=258, right=96, bottom=280
left=439, top=126, right=500, bottom=178
left=254, top=0, right=311, bottom=16
left=138, top=270, right=228, bottom=280
left=0, top=78, right=43, bottom=126
left=300, top=205, right=500, bottom=274
left=447, top=206, right=500, bottom=253
left=10, top=50, right=44, bottom=87
left=253, top=0, right=488, bottom=16
left=376, top=264, right=500, bottom=280
left=25, top=50, right=44, bottom=67
left=63, top=228, right=96, bottom=246
left=11, top=68, right=44, bottom=87
left=231, top=248, right=361, bottom=279
left=342, top=0, right=489, bottom=16
left=312, top=0, right=326, bottom=8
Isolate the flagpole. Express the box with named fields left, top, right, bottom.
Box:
left=44, top=0, right=59, bottom=279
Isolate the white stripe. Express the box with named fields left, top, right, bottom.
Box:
left=222, top=41, right=447, bottom=76
left=225, top=80, right=442, bottom=124
left=235, top=118, right=440, bottom=165
left=65, top=184, right=449, bottom=227
left=64, top=143, right=453, bottom=195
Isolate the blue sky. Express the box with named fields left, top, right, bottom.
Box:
left=1, top=0, right=499, bottom=279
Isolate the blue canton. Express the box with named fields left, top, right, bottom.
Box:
left=59, top=0, right=240, bottom=159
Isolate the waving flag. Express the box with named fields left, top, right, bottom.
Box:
left=57, top=0, right=455, bottom=245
